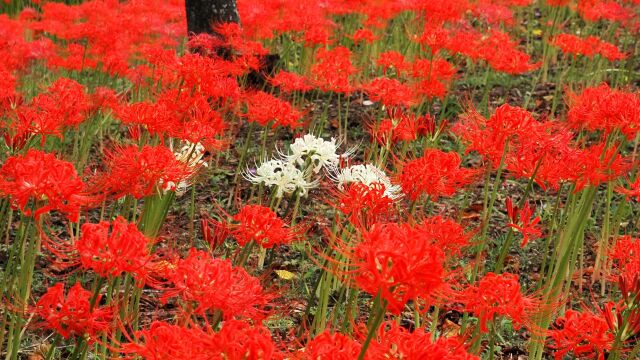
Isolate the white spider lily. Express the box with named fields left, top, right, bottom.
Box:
left=163, top=141, right=207, bottom=197
left=285, top=134, right=341, bottom=173
left=332, top=163, right=402, bottom=199
left=244, top=159, right=316, bottom=198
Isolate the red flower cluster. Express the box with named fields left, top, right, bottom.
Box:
left=243, top=91, right=304, bottom=129
left=311, top=46, right=357, bottom=93
left=506, top=198, right=542, bottom=247
left=123, top=319, right=278, bottom=360
left=415, top=216, right=472, bottom=256
left=446, top=29, right=540, bottom=74
left=371, top=110, right=439, bottom=145
left=578, top=0, right=636, bottom=24
left=454, top=104, right=539, bottom=167
left=269, top=71, right=313, bottom=93
left=0, top=149, right=89, bottom=221
left=376, top=51, right=407, bottom=75
left=566, top=83, right=640, bottom=140
left=298, top=323, right=479, bottom=360
left=372, top=322, right=479, bottom=360
left=399, top=149, right=476, bottom=201
left=455, top=104, right=629, bottom=191
left=334, top=182, right=394, bottom=228
left=214, top=205, right=301, bottom=249
left=299, top=330, right=362, bottom=360
left=96, top=144, right=194, bottom=200
left=348, top=222, right=447, bottom=313
left=460, top=272, right=539, bottom=333
left=363, top=77, right=415, bottom=107
left=11, top=78, right=91, bottom=143
left=548, top=309, right=615, bottom=360
left=609, top=235, right=640, bottom=284
left=77, top=216, right=152, bottom=284
left=161, top=249, right=268, bottom=318
left=115, top=90, right=227, bottom=150
left=552, top=34, right=626, bottom=61
left=34, top=283, right=113, bottom=340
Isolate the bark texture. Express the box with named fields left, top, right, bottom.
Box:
left=185, top=0, right=240, bottom=35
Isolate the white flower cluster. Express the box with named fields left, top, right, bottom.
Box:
left=286, top=134, right=341, bottom=173
left=245, top=134, right=400, bottom=201
left=245, top=134, right=345, bottom=198
left=244, top=159, right=316, bottom=198
left=163, top=141, right=208, bottom=197
left=333, top=163, right=402, bottom=199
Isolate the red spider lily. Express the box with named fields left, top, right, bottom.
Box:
left=417, top=23, right=450, bottom=55
left=459, top=272, right=540, bottom=333
left=94, top=144, right=195, bottom=200
left=446, top=29, right=485, bottom=61
left=121, top=319, right=279, bottom=360
left=34, top=282, right=113, bottom=340
left=0, top=68, right=17, bottom=113
left=578, top=0, right=636, bottom=24
left=472, top=2, right=516, bottom=26
left=115, top=90, right=227, bottom=150
left=243, top=91, right=304, bottom=129
left=303, top=27, right=333, bottom=47
left=89, top=87, right=119, bottom=114
left=548, top=309, right=615, bottom=360
left=566, top=143, right=629, bottom=192
left=410, top=58, right=457, bottom=99
left=156, top=90, right=227, bottom=150
left=454, top=104, right=540, bottom=168
left=415, top=0, right=470, bottom=23
left=0, top=149, right=91, bottom=222
left=351, top=28, right=378, bottom=45
left=211, top=205, right=303, bottom=249
left=269, top=71, right=313, bottom=93
left=299, top=322, right=478, bottom=359
left=76, top=216, right=153, bottom=285
left=505, top=198, right=542, bottom=247
left=552, top=34, right=626, bottom=61
left=504, top=121, right=576, bottom=191
left=369, top=110, right=441, bottom=145
left=566, top=83, right=640, bottom=140
left=601, top=300, right=640, bottom=344
left=371, top=322, right=479, bottom=360
left=332, top=182, right=395, bottom=229
left=362, top=77, right=415, bottom=107
left=311, top=46, right=357, bottom=94
left=114, top=100, right=174, bottom=139
left=486, top=47, right=540, bottom=74
left=347, top=222, right=447, bottom=313
left=610, top=235, right=640, bottom=285
left=398, top=149, right=477, bottom=201
left=618, top=273, right=640, bottom=306
left=10, top=78, right=91, bottom=143
left=174, top=53, right=242, bottom=101
left=297, top=330, right=363, bottom=360
left=414, top=216, right=472, bottom=256
left=376, top=50, right=407, bottom=76
left=479, top=30, right=540, bottom=74
left=160, top=248, right=268, bottom=319
left=446, top=29, right=539, bottom=74
left=616, top=176, right=640, bottom=202
left=32, top=1, right=184, bottom=76
left=215, top=23, right=271, bottom=57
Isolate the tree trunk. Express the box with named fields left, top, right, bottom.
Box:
left=185, top=0, right=240, bottom=36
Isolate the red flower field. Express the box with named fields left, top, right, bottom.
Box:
left=0, top=0, right=639, bottom=359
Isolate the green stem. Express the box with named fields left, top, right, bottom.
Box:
left=357, top=292, right=387, bottom=360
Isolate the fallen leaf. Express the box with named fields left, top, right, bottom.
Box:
left=275, top=269, right=297, bottom=280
